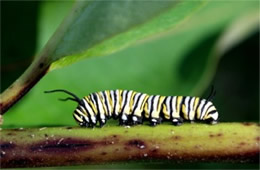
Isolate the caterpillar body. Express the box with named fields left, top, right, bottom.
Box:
left=45, top=88, right=218, bottom=127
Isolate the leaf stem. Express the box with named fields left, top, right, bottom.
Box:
left=0, top=58, right=50, bottom=115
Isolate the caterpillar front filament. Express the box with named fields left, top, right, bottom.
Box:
left=44, top=89, right=219, bottom=127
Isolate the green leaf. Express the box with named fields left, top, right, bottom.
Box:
left=36, top=1, right=73, bottom=53
left=1, top=1, right=258, bottom=126
left=48, top=1, right=205, bottom=69
left=0, top=1, right=204, bottom=114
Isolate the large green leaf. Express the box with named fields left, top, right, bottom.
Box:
left=36, top=1, right=73, bottom=53
left=2, top=1, right=258, bottom=127
left=0, top=1, right=204, bottom=114
left=49, top=1, right=205, bottom=69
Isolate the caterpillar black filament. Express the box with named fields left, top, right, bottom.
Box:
left=44, top=88, right=218, bottom=127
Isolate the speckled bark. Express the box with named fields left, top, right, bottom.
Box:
left=0, top=123, right=259, bottom=168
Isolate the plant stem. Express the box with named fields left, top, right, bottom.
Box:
left=0, top=58, right=50, bottom=115
left=0, top=123, right=259, bottom=168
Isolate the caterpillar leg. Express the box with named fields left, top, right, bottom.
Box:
left=210, top=120, right=218, bottom=124
left=150, top=117, right=162, bottom=127
left=119, top=114, right=131, bottom=126
left=112, top=114, right=119, bottom=120
left=206, top=118, right=218, bottom=125
left=172, top=118, right=183, bottom=126
left=190, top=120, right=195, bottom=124
left=81, top=119, right=96, bottom=128
left=79, top=122, right=90, bottom=128
left=99, top=119, right=106, bottom=128
left=131, top=115, right=143, bottom=125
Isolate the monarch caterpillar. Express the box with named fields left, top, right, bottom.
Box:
left=44, top=88, right=218, bottom=127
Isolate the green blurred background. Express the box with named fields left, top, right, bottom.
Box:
left=1, top=1, right=259, bottom=169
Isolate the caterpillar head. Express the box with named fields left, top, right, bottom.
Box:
left=202, top=102, right=219, bottom=124
left=44, top=89, right=91, bottom=127
left=73, top=105, right=91, bottom=127
left=202, top=86, right=218, bottom=124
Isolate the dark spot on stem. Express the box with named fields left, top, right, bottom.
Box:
left=1, top=157, right=44, bottom=168
left=101, top=135, right=119, bottom=145
left=3, top=158, right=33, bottom=167
left=172, top=136, right=181, bottom=140
left=39, top=63, right=44, bottom=68
left=7, top=132, right=15, bottom=136
left=66, top=127, right=73, bottom=129
left=101, top=152, right=107, bottom=155
left=239, top=142, right=246, bottom=146
left=217, top=133, right=223, bottom=137
left=30, top=138, right=106, bottom=153
left=209, top=133, right=223, bottom=138
left=84, top=157, right=93, bottom=162
left=124, top=146, right=130, bottom=151
left=150, top=149, right=158, bottom=153
left=256, top=136, right=260, bottom=141
left=65, top=159, right=76, bottom=163
left=13, top=128, right=25, bottom=131
left=194, top=145, right=202, bottom=149
left=1, top=151, right=6, bottom=158
left=0, top=142, right=16, bottom=150
left=126, top=139, right=146, bottom=149
left=243, top=122, right=253, bottom=126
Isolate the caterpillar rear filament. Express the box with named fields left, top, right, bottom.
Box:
left=44, top=88, right=218, bottom=127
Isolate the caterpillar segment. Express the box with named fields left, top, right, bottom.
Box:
left=131, top=93, right=149, bottom=125
left=119, top=90, right=134, bottom=125
left=144, top=95, right=166, bottom=126
left=44, top=88, right=219, bottom=128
